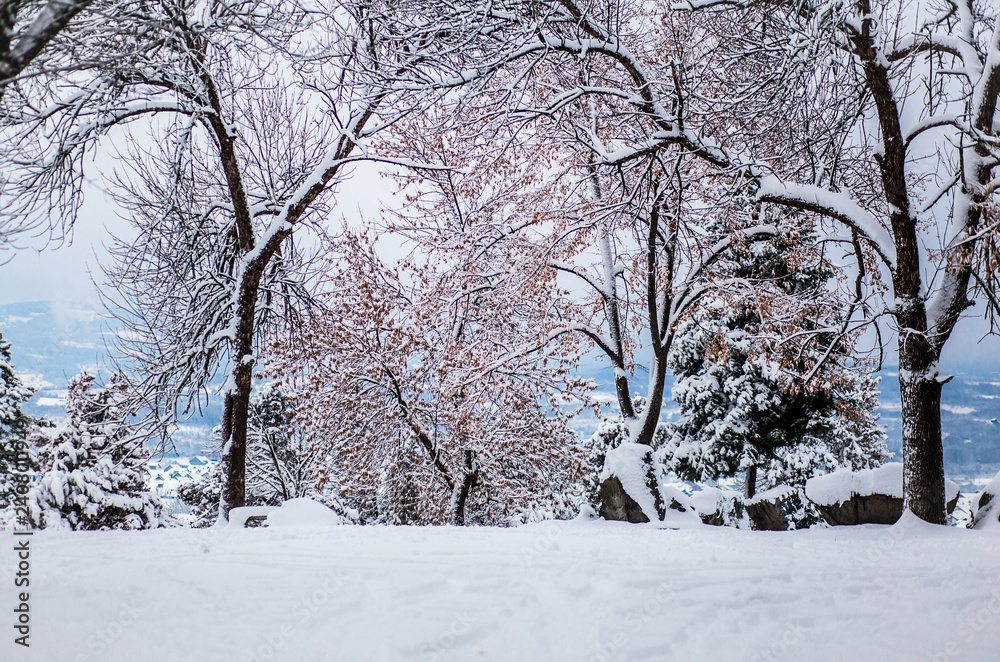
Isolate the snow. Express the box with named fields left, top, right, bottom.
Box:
left=599, top=442, right=659, bottom=521
left=746, top=484, right=795, bottom=507
left=806, top=463, right=904, bottom=505
left=3, top=519, right=999, bottom=661
left=265, top=498, right=348, bottom=528
left=980, top=471, right=1000, bottom=505
left=806, top=463, right=960, bottom=507
left=756, top=176, right=897, bottom=268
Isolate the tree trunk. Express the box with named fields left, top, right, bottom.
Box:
left=633, top=353, right=667, bottom=447
left=898, top=349, right=947, bottom=524
left=745, top=464, right=757, bottom=500
left=217, top=258, right=271, bottom=521
left=452, top=449, right=478, bottom=526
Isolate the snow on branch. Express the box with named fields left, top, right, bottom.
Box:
left=757, top=176, right=896, bottom=269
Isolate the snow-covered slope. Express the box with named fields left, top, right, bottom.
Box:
left=2, top=518, right=998, bottom=661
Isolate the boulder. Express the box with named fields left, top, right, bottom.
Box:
left=812, top=492, right=903, bottom=526
left=969, top=469, right=1000, bottom=530
left=598, top=474, right=651, bottom=523
left=690, top=487, right=745, bottom=527
left=598, top=443, right=661, bottom=522
left=805, top=463, right=960, bottom=526
left=744, top=486, right=793, bottom=531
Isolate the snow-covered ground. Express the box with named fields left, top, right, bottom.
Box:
left=3, top=515, right=999, bottom=662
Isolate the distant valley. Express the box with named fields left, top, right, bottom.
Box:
left=3, top=300, right=999, bottom=485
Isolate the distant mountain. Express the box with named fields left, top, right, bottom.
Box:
left=0, top=300, right=218, bottom=457
left=3, top=300, right=998, bottom=480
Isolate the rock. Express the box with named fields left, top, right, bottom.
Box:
left=746, top=499, right=788, bottom=531
left=947, top=491, right=959, bottom=516
left=690, top=487, right=744, bottom=528
left=813, top=493, right=903, bottom=526
left=598, top=475, right=650, bottom=523
left=969, top=469, right=1000, bottom=530
left=806, top=464, right=961, bottom=526
left=598, top=443, right=662, bottom=522
left=745, top=486, right=793, bottom=531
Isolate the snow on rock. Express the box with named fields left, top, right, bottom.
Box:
left=689, top=486, right=747, bottom=528
left=599, top=442, right=659, bottom=522
left=658, top=484, right=703, bottom=527
left=746, top=484, right=795, bottom=507
left=227, top=506, right=278, bottom=529
left=807, top=463, right=960, bottom=508
left=971, top=470, right=1000, bottom=530
left=266, top=498, right=347, bottom=528
left=806, top=463, right=904, bottom=506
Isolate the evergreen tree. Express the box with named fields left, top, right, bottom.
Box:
left=179, top=384, right=338, bottom=526
left=245, top=384, right=320, bottom=505
left=662, top=201, right=886, bottom=509
left=663, top=228, right=841, bottom=498
left=0, top=327, right=34, bottom=446
left=0, top=328, right=45, bottom=525
left=828, top=375, right=891, bottom=471
left=28, top=371, right=165, bottom=530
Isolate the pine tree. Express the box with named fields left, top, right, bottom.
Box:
left=0, top=327, right=34, bottom=446
left=662, top=201, right=884, bottom=505
left=245, top=384, right=319, bottom=505
left=828, top=375, right=891, bottom=471
left=179, top=384, right=336, bottom=526
left=0, top=328, right=42, bottom=524
left=28, top=371, right=165, bottom=530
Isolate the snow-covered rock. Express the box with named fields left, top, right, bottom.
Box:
left=745, top=485, right=795, bottom=531
left=266, top=498, right=347, bottom=528
left=805, top=463, right=960, bottom=525
left=689, top=486, right=747, bottom=528
left=969, top=470, right=1000, bottom=530
left=598, top=442, right=660, bottom=522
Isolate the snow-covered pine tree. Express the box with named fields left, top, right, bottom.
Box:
left=28, top=371, right=165, bottom=530
left=245, top=384, right=320, bottom=505
left=662, top=189, right=887, bottom=523
left=0, top=327, right=34, bottom=446
left=663, top=212, right=843, bottom=500
left=828, top=375, right=891, bottom=471
left=176, top=462, right=222, bottom=528
left=0, top=327, right=39, bottom=524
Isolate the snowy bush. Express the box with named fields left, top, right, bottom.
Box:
left=28, top=372, right=165, bottom=530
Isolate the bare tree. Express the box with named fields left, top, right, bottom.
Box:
left=8, top=0, right=447, bottom=520
left=267, top=230, right=588, bottom=525
left=369, top=0, right=865, bottom=520
left=0, top=0, right=94, bottom=96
